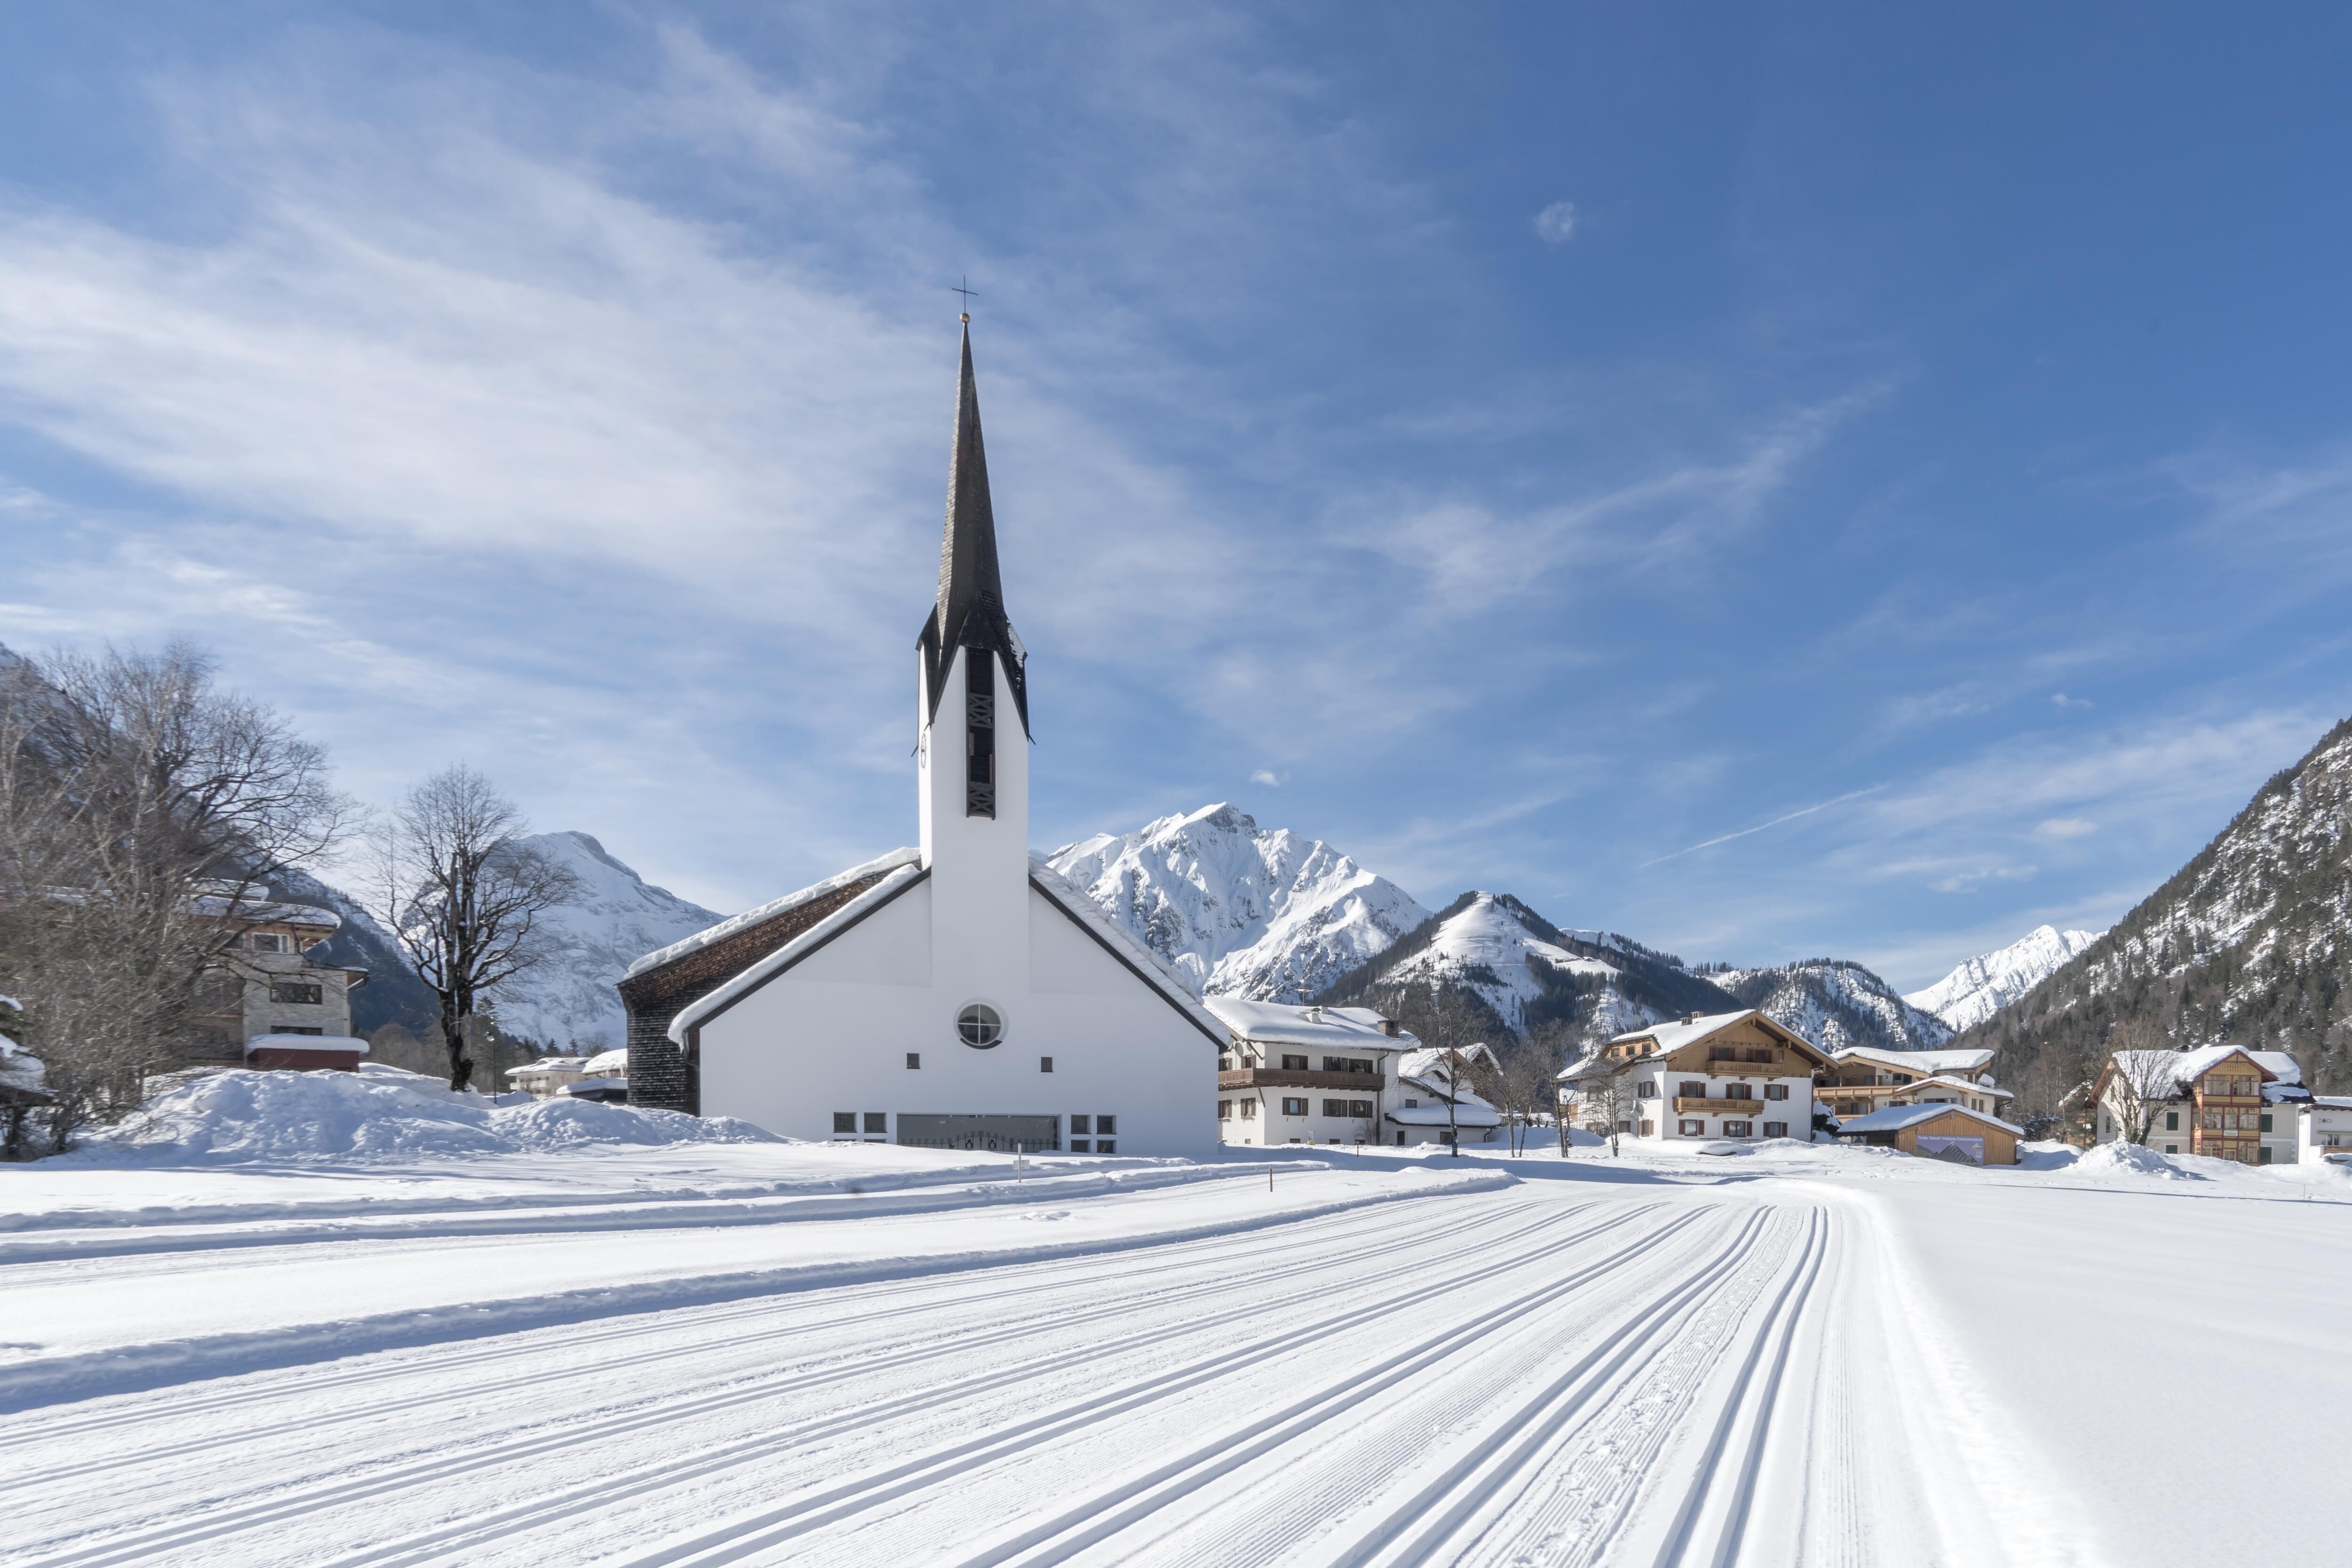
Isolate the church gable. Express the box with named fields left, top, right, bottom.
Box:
left=1026, top=867, right=1227, bottom=1045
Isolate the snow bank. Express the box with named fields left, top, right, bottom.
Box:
left=2071, top=1140, right=2204, bottom=1180
left=61, top=1069, right=778, bottom=1162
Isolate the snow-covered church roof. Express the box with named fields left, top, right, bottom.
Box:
left=1201, top=998, right=1412, bottom=1050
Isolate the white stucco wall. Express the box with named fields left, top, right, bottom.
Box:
left=696, top=880, right=1219, bottom=1155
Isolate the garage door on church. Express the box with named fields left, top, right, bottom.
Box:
left=896, top=1114, right=1064, bottom=1153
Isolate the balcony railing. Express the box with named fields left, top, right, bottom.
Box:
left=1675, top=1096, right=1763, bottom=1114
left=1220, top=1069, right=1387, bottom=1092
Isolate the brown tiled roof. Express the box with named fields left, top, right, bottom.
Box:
left=617, top=871, right=893, bottom=1010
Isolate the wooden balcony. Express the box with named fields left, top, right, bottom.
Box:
left=1675, top=1096, right=1763, bottom=1114
left=1220, top=1069, right=1386, bottom=1092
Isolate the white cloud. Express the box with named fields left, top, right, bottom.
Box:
left=1534, top=200, right=1578, bottom=246
left=1249, top=769, right=1284, bottom=787
left=2051, top=692, right=2093, bottom=709
left=2035, top=817, right=2099, bottom=840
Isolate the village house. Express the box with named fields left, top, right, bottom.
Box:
left=1557, top=1010, right=1829, bottom=1144
left=1833, top=1101, right=2023, bottom=1165
left=1203, top=998, right=1503, bottom=1147
left=1814, top=1045, right=2014, bottom=1122
left=2094, top=1045, right=2309, bottom=1164
left=184, top=886, right=368, bottom=1067
left=617, top=324, right=1222, bottom=1156
left=506, top=1055, right=597, bottom=1099
left=2296, top=1096, right=2352, bottom=1163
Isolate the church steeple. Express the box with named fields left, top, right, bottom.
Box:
left=918, top=319, right=1030, bottom=738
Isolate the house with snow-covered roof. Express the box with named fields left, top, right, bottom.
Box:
left=614, top=323, right=1221, bottom=1157
left=1814, top=1045, right=2011, bottom=1122
left=2296, top=1097, right=2352, bottom=1163
left=1833, top=1101, right=2023, bottom=1165
left=1203, top=999, right=1502, bottom=1147
left=1557, top=1010, right=1829, bottom=1144
left=2093, top=1045, right=2308, bottom=1164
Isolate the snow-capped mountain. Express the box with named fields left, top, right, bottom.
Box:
left=1044, top=804, right=1430, bottom=1001
left=485, top=832, right=722, bottom=1051
left=1960, top=714, right=2352, bottom=1095
left=1708, top=960, right=1955, bottom=1053
left=1903, top=925, right=2103, bottom=1032
left=1315, top=891, right=1743, bottom=1044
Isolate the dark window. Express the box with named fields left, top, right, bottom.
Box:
left=1723, top=1120, right=1753, bottom=1137
left=1745, top=1048, right=1775, bottom=1063
left=1617, top=1119, right=1633, bottom=1133
left=1070, top=1114, right=1091, bottom=1133
left=1349, top=1099, right=1373, bottom=1118
left=247, top=933, right=286, bottom=954
left=833, top=1112, right=856, bottom=1134
left=1679, top=1082, right=1705, bottom=1098
left=1096, top=1140, right=1115, bottom=1154
left=278, top=1027, right=323, bottom=1035
left=2165, top=1111, right=2179, bottom=1130
left=270, top=982, right=323, bottom=1005
left=964, top=648, right=996, bottom=818
left=2260, top=1113, right=2273, bottom=1132
left=1281, top=1097, right=1307, bottom=1116
left=1097, top=1115, right=1115, bottom=1134
left=1764, top=1084, right=1789, bottom=1100
left=1217, top=1099, right=1232, bottom=1120
left=1638, top=1120, right=1655, bottom=1137
left=1322, top=1098, right=1348, bottom=1117
left=1709, top=1046, right=1734, bottom=1060
left=1763, top=1121, right=1788, bottom=1138
left=1636, top=1081, right=1658, bottom=1098
left=906, top=1052, right=921, bottom=1070
left=1323, top=1057, right=1372, bottom=1074
left=1240, top=1100, right=1256, bottom=1118
left=1068, top=1139, right=1090, bottom=1153
left=1040, top=1056, right=1053, bottom=1073
left=957, top=1003, right=1002, bottom=1048
left=1280, top=1054, right=1309, bottom=1071
left=1678, top=1119, right=1704, bottom=1136
left=863, top=1113, right=886, bottom=1134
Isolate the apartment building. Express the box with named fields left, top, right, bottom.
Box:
left=184, top=887, right=369, bottom=1064
left=1558, top=1010, right=1829, bottom=1144
left=1815, top=1046, right=2015, bottom=1122
left=2093, top=1044, right=2307, bottom=1164
left=1203, top=998, right=1503, bottom=1147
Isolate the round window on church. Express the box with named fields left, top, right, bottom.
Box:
left=957, top=1002, right=1004, bottom=1049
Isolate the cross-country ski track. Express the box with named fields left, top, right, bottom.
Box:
left=0, top=1170, right=2060, bottom=1568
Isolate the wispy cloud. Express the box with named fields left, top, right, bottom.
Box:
left=1640, top=786, right=1886, bottom=868
left=1534, top=200, right=1578, bottom=245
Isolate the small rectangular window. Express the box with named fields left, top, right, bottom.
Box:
left=1240, top=1099, right=1257, bottom=1118
left=833, top=1112, right=856, bottom=1134
left=1723, top=1119, right=1753, bottom=1137
left=1764, top=1084, right=1789, bottom=1101
left=1349, top=1099, right=1373, bottom=1117
left=1040, top=1056, right=1053, bottom=1073
left=1097, top=1115, right=1114, bottom=1134
left=2260, top=1113, right=2273, bottom=1132
left=1070, top=1114, right=1090, bottom=1134
left=279, top=1026, right=323, bottom=1036
left=1637, top=1120, right=1655, bottom=1137
left=248, top=933, right=286, bottom=954
left=1069, top=1138, right=1090, bottom=1153
left=1281, top=1097, right=1307, bottom=1116
left=1322, top=1098, right=1346, bottom=1117
left=863, top=1112, right=887, bottom=1134
left=2165, top=1111, right=2179, bottom=1130
left=270, top=982, right=323, bottom=1005
left=906, top=1052, right=921, bottom=1070
left=1679, top=1082, right=1706, bottom=1099
left=1218, top=1099, right=1232, bottom=1120
left=1763, top=1121, right=1788, bottom=1138
left=1281, top=1054, right=1309, bottom=1071
left=1679, top=1119, right=1704, bottom=1136
left=1096, top=1140, right=1114, bottom=1154
left=1635, top=1081, right=1658, bottom=1098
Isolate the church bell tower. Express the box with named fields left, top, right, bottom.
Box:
left=916, top=318, right=1032, bottom=911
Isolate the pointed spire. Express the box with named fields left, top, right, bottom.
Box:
left=919, top=318, right=1030, bottom=735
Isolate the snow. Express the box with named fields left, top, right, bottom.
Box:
left=1379, top=891, right=1595, bottom=1030
left=1044, top=803, right=1432, bottom=1001
left=245, top=1032, right=370, bottom=1055
left=623, top=846, right=917, bottom=982
left=53, top=1067, right=777, bottom=1162
left=486, top=831, right=729, bottom=1051
left=1829, top=1043, right=1995, bottom=1077
left=1711, top=959, right=1955, bottom=1051
left=2107, top=1044, right=2301, bottom=1096
left=1607, top=1008, right=1762, bottom=1054
left=1833, top=1101, right=2023, bottom=1136
left=0, top=1037, right=48, bottom=1096
left=1201, top=998, right=1407, bottom=1048
left=1904, top=923, right=2104, bottom=1029
left=5, top=1099, right=2350, bottom=1566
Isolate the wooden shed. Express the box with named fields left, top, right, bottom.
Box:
left=1834, top=1101, right=2020, bottom=1166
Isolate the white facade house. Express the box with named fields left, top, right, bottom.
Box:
left=1814, top=1045, right=2014, bottom=1122
left=2093, top=1045, right=2307, bottom=1164
left=2296, top=1097, right=2352, bottom=1163
left=1204, top=999, right=1504, bottom=1148
left=617, top=324, right=1222, bottom=1157
left=1558, top=1010, right=1828, bottom=1144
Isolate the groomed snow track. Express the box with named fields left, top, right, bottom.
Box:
left=0, top=1181, right=1988, bottom=1567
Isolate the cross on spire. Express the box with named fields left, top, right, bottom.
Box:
left=951, top=276, right=979, bottom=321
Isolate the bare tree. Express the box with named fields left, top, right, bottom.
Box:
left=2096, top=1019, right=2182, bottom=1146
left=365, top=767, right=579, bottom=1091
left=1493, top=1045, right=1563, bottom=1155
left=0, top=643, right=350, bottom=1149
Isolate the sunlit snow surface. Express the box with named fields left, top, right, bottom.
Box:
left=1904, top=923, right=2105, bottom=1031
left=1045, top=803, right=1431, bottom=1000
left=9, top=1075, right=2344, bottom=1567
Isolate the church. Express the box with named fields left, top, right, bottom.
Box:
left=617, top=321, right=1223, bottom=1156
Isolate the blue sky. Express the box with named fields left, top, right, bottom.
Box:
left=3, top=2, right=2350, bottom=990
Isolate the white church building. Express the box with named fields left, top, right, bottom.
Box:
left=617, top=322, right=1224, bottom=1156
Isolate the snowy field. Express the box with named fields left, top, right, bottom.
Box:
left=2, top=1073, right=2349, bottom=1567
